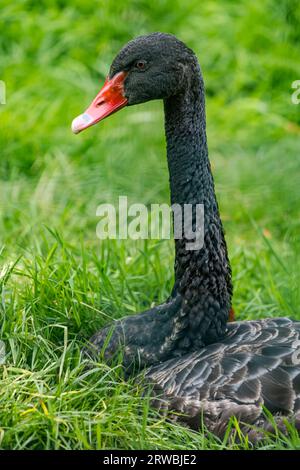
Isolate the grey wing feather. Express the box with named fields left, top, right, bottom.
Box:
left=144, top=318, right=300, bottom=438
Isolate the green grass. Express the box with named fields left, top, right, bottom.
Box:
left=0, top=0, right=300, bottom=449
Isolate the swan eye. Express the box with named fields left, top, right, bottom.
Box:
left=135, top=60, right=147, bottom=71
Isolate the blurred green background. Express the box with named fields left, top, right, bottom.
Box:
left=0, top=0, right=300, bottom=450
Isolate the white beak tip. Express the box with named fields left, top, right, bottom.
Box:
left=71, top=113, right=92, bottom=134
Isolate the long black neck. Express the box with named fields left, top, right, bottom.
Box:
left=163, top=59, right=232, bottom=351
left=165, top=66, right=210, bottom=207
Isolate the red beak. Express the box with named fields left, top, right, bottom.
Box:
left=71, top=71, right=128, bottom=134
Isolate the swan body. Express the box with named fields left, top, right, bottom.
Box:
left=72, top=33, right=300, bottom=440
left=146, top=317, right=300, bottom=439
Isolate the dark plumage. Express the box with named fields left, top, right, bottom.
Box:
left=73, top=33, right=300, bottom=440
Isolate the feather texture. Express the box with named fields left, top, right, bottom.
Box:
left=145, top=317, right=300, bottom=439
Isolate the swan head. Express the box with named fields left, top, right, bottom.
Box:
left=72, top=32, right=198, bottom=134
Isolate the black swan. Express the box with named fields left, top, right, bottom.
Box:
left=72, top=33, right=300, bottom=440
